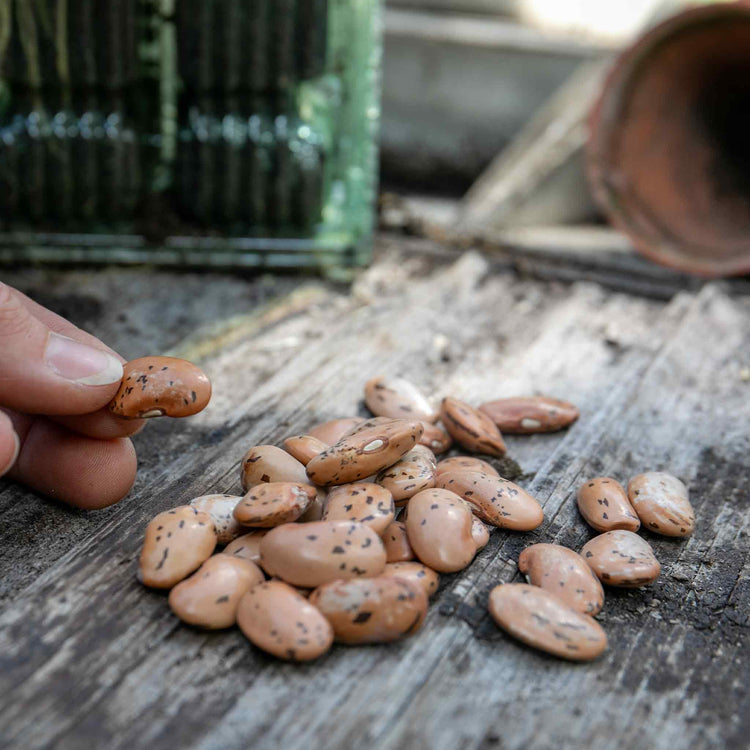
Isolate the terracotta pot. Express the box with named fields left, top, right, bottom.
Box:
left=588, top=3, right=750, bottom=277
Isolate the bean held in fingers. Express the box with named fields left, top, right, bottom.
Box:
left=109, top=356, right=211, bottom=419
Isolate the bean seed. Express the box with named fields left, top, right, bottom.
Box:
left=440, top=397, right=506, bottom=456
left=189, top=494, right=244, bottom=545
left=381, top=520, right=415, bottom=562
left=283, top=434, right=328, bottom=465
left=375, top=445, right=437, bottom=503
left=436, top=456, right=499, bottom=478
left=627, top=471, right=694, bottom=537
left=381, top=561, right=440, bottom=597
left=364, top=376, right=438, bottom=422
left=222, top=530, right=269, bottom=564
left=580, top=530, right=661, bottom=587
left=109, top=356, right=211, bottom=419
left=479, top=396, right=579, bottom=433
left=308, top=418, right=364, bottom=445
left=577, top=477, right=640, bottom=533
left=418, top=420, right=453, bottom=454
left=233, top=482, right=316, bottom=527
left=323, top=482, right=395, bottom=535
left=488, top=583, right=607, bottom=661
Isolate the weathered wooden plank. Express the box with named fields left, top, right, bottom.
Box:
left=0, top=246, right=747, bottom=749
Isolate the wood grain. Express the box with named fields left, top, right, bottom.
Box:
left=0, top=241, right=747, bottom=749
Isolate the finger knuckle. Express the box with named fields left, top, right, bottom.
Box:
left=0, top=284, right=33, bottom=339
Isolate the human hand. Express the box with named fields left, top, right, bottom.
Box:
left=0, top=281, right=143, bottom=508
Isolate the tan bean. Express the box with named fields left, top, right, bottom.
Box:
left=577, top=477, right=640, bottom=533
left=479, top=396, right=579, bottom=433
left=168, top=555, right=264, bottom=629
left=436, top=456, right=499, bottom=478
left=405, top=488, right=477, bottom=573
left=233, top=482, right=316, bottom=528
left=381, top=520, right=415, bottom=562
left=381, top=561, right=440, bottom=597
left=239, top=444, right=309, bottom=492
left=260, top=520, right=386, bottom=588
left=471, top=517, right=490, bottom=549
left=436, top=470, right=543, bottom=531
left=308, top=417, right=364, bottom=445
left=306, top=419, right=423, bottom=486
left=418, top=420, right=453, bottom=454
left=109, top=356, right=211, bottom=419
left=364, top=376, right=438, bottom=422
left=310, top=576, right=428, bottom=644
left=375, top=446, right=437, bottom=504
left=440, top=397, right=506, bottom=456
left=283, top=434, right=328, bottom=465
left=188, top=494, right=244, bottom=545
left=139, top=506, right=217, bottom=589
left=323, top=483, right=395, bottom=535
left=627, top=471, right=695, bottom=537
left=237, top=581, right=333, bottom=661
left=580, top=530, right=661, bottom=587
left=518, top=543, right=604, bottom=615
left=222, top=530, right=269, bottom=564
left=488, top=583, right=607, bottom=661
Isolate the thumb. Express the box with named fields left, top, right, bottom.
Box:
left=0, top=282, right=124, bottom=415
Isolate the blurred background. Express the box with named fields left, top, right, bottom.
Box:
left=0, top=0, right=748, bottom=277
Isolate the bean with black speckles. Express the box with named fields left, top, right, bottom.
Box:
left=109, top=356, right=211, bottom=419
left=189, top=494, right=244, bottom=545
left=580, top=530, right=661, bottom=587
left=222, top=530, right=269, bottom=565
left=381, top=561, right=439, bottom=597
left=518, top=543, right=604, bottom=615
left=139, top=506, right=217, bottom=589
left=375, top=445, right=437, bottom=503
left=364, top=375, right=438, bottom=423
left=488, top=583, right=607, bottom=661
left=234, top=482, right=316, bottom=528
left=382, top=520, right=415, bottom=562
left=418, top=420, right=453, bottom=454
left=239, top=444, right=309, bottom=492
left=436, top=470, right=543, bottom=530
left=310, top=576, right=428, bottom=644
left=577, top=477, right=640, bottom=533
left=479, top=396, right=579, bottom=434
left=405, top=488, right=477, bottom=573
left=168, top=555, right=264, bottom=629
left=323, top=482, right=395, bottom=535
left=306, top=419, right=424, bottom=486
left=440, top=397, right=506, bottom=456
left=237, top=580, right=333, bottom=661
left=283, top=434, right=328, bottom=465
left=437, top=456, right=499, bottom=478
left=627, top=471, right=695, bottom=537
left=260, top=520, right=386, bottom=587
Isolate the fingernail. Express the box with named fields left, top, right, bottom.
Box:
left=1, top=430, right=20, bottom=476
left=45, top=333, right=123, bottom=386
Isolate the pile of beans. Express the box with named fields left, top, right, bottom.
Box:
left=123, top=360, right=695, bottom=663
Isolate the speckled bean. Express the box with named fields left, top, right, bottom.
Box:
left=168, top=555, right=264, bottom=629
left=577, top=477, right=641, bottom=533
left=310, top=576, right=428, bottom=644
left=109, top=356, right=211, bottom=419
left=436, top=456, right=499, bottom=478
left=405, top=488, right=477, bottom=573
left=308, top=417, right=364, bottom=445
left=233, top=482, right=316, bottom=528
left=627, top=472, right=695, bottom=537
left=239, top=444, right=310, bottom=491
left=283, top=434, right=328, bottom=465
left=581, top=530, right=661, bottom=587
left=488, top=583, right=607, bottom=661
left=471, top=517, right=490, bottom=549
left=364, top=376, right=438, bottom=423
left=375, top=445, right=437, bottom=503
left=306, top=419, right=424, bottom=486
left=222, top=530, right=269, bottom=564
left=517, top=543, right=604, bottom=615
left=237, top=581, right=333, bottom=661
left=260, top=520, right=387, bottom=588
left=139, top=506, right=217, bottom=589
left=436, top=470, right=543, bottom=530
left=479, top=396, right=579, bottom=434
left=188, top=494, right=244, bottom=545
left=418, top=420, right=453, bottom=454
left=440, top=397, right=506, bottom=456
left=381, top=561, right=440, bottom=597
left=382, top=520, right=415, bottom=562
left=322, top=483, right=395, bottom=535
